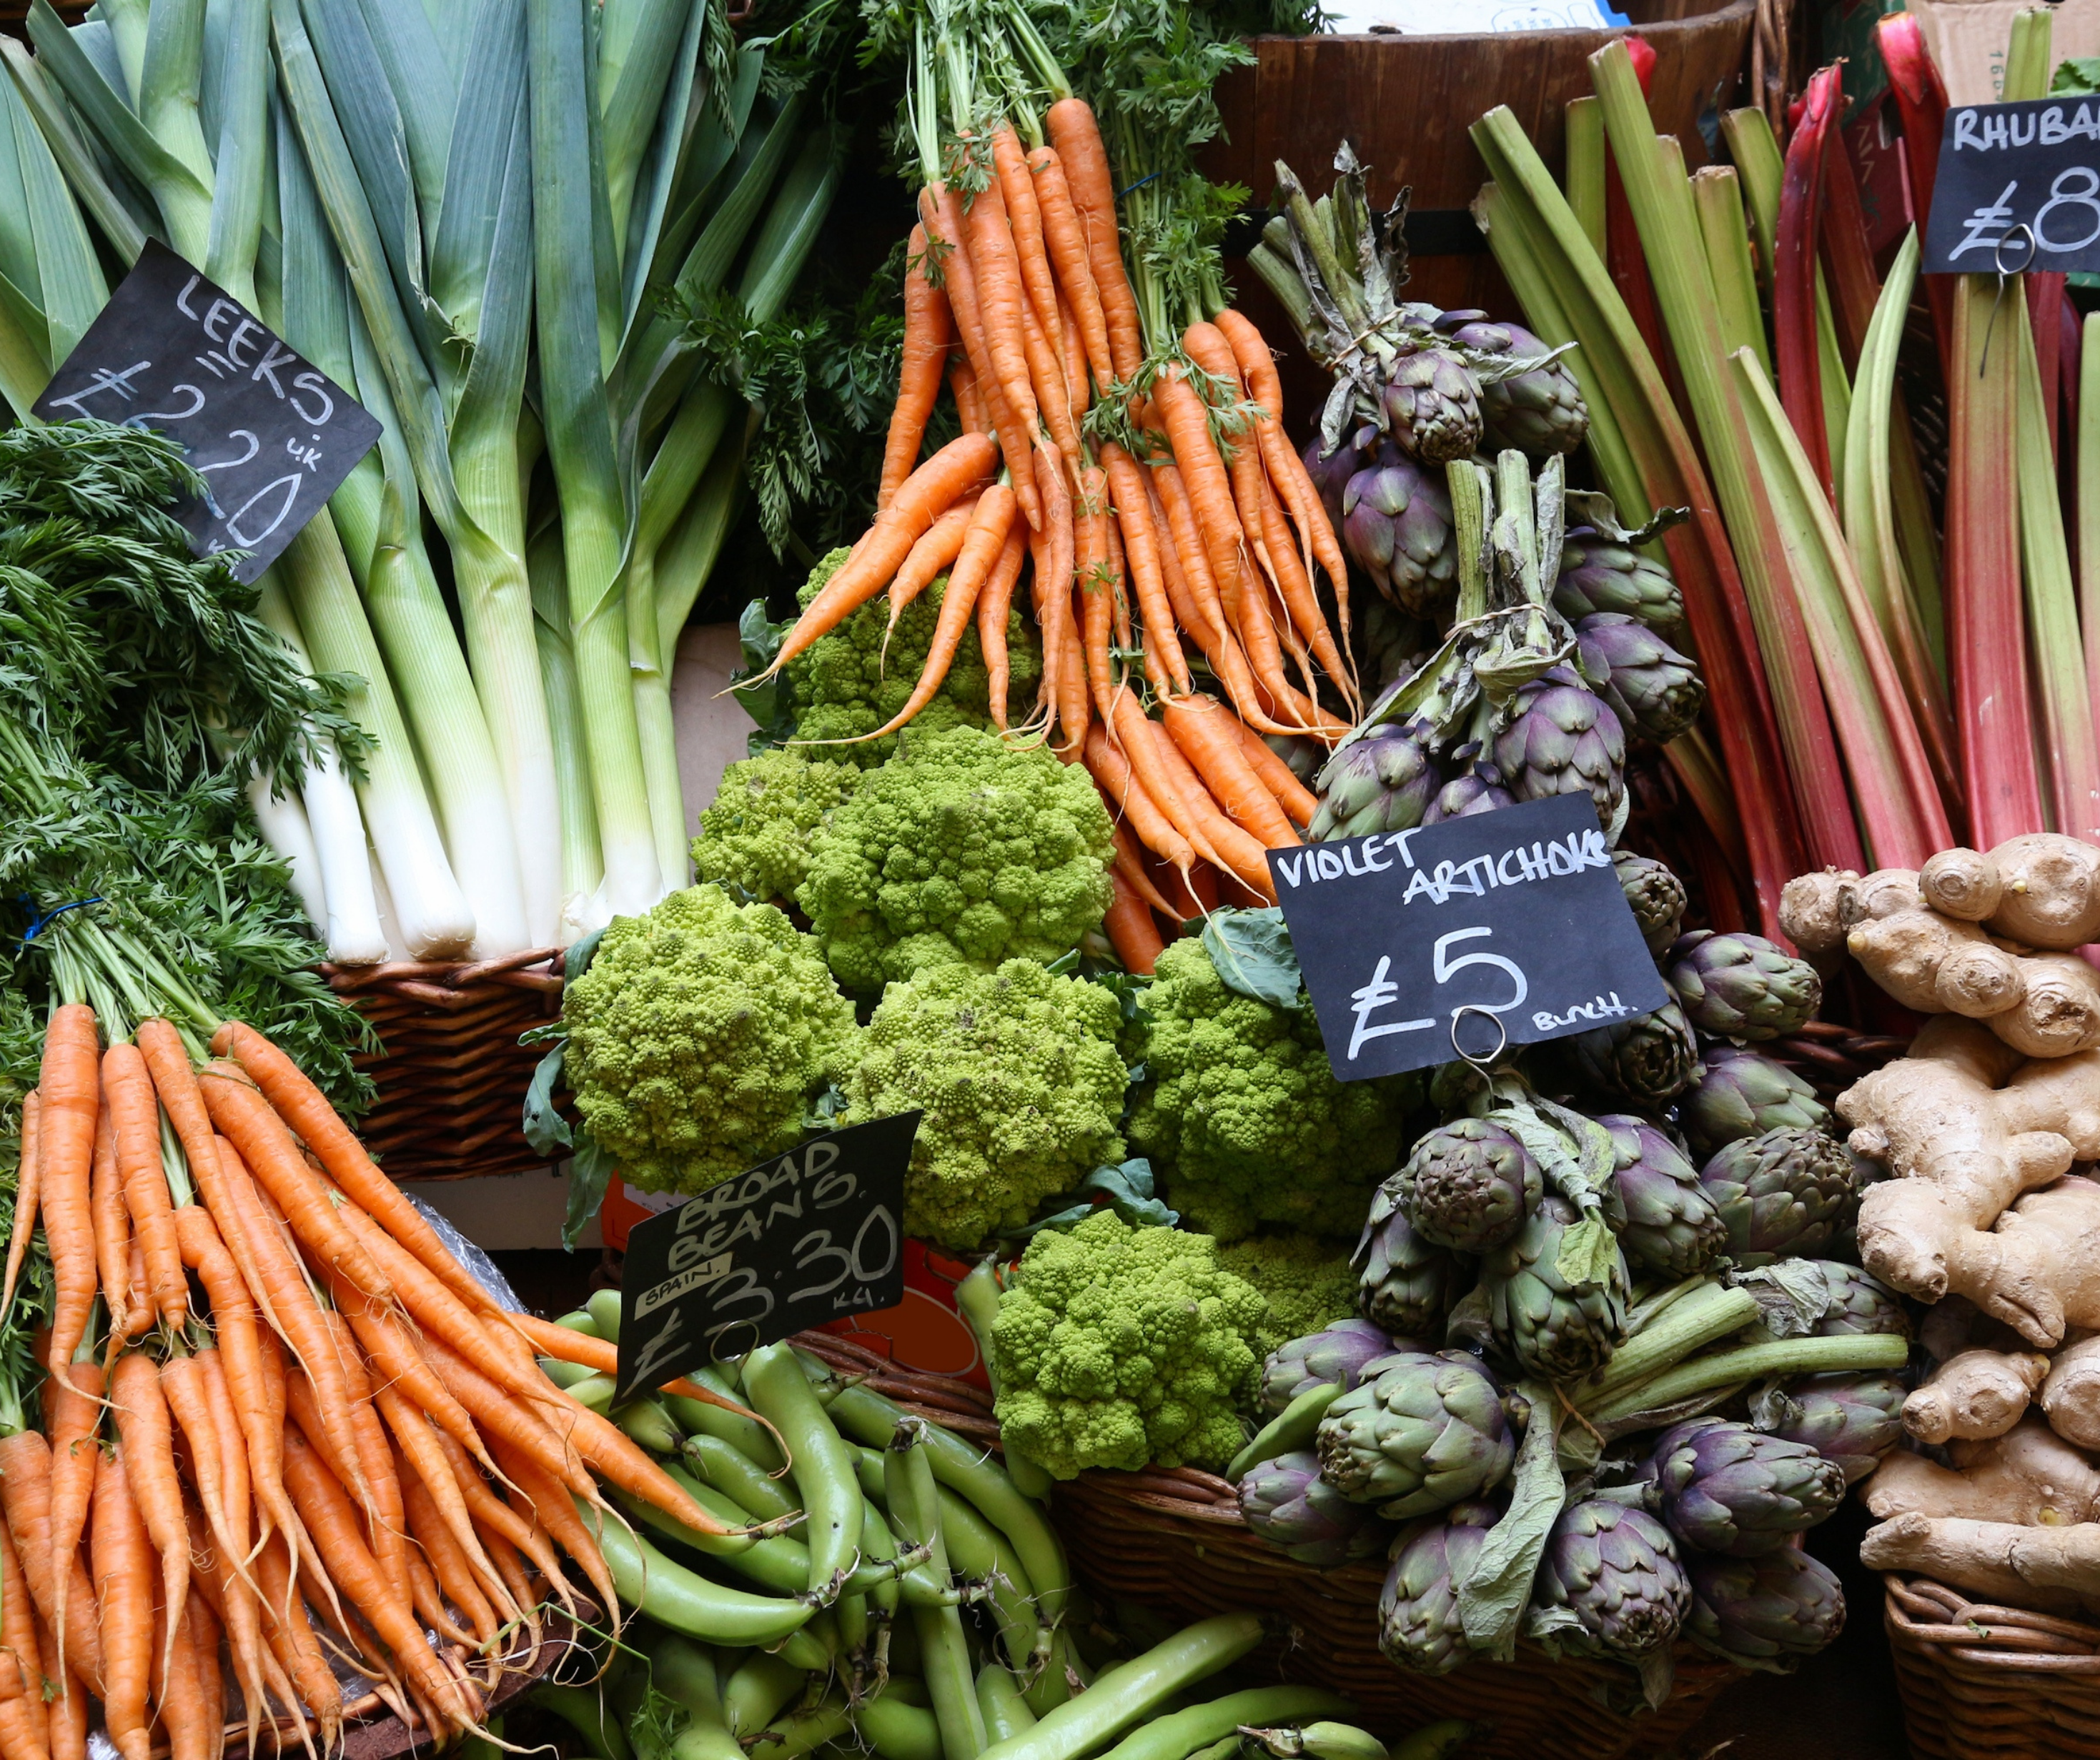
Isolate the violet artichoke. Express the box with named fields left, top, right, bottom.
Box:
left=1491, top=665, right=1626, bottom=824
left=1303, top=427, right=1376, bottom=530
left=1750, top=1373, right=1906, bottom=1485
left=1443, top=317, right=1589, bottom=459
left=1355, top=1182, right=1471, bottom=1338
left=1698, top=1127, right=1861, bottom=1265
left=1423, top=752, right=1515, bottom=824
left=1382, top=346, right=1482, bottom=464
left=1564, top=994, right=1698, bottom=1107
left=1599, top=1113, right=1727, bottom=1278
left=1530, top=1500, right=1690, bottom=1664
left=1678, top=1045, right=1832, bottom=1160
left=1401, top=1118, right=1542, bottom=1255
left=1480, top=1193, right=1630, bottom=1381
left=1309, top=717, right=1439, bottom=840
left=1613, top=850, right=1688, bottom=958
left=1667, top=930, right=1823, bottom=1043
left=1552, top=534, right=1687, bottom=635
left=1342, top=449, right=1458, bottom=615
left=1576, top=614, right=1705, bottom=745
left=1377, top=1501, right=1500, bottom=1674
left=1314, top=1350, right=1515, bottom=1518
left=1238, top=1450, right=1395, bottom=1568
left=1641, top=1418, right=1846, bottom=1556
left=1262, top=1318, right=1403, bottom=1413
left=1801, top=1262, right=1911, bottom=1338
left=1685, top=1548, right=1846, bottom=1671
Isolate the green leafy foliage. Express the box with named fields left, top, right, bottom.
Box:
left=844, top=958, right=1128, bottom=1247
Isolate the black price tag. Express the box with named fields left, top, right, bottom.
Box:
left=1268, top=793, right=1669, bottom=1081
left=613, top=1113, right=919, bottom=1403
left=1922, top=98, right=2100, bottom=276
left=32, top=241, right=380, bottom=583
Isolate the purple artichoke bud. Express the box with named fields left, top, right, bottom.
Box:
left=1553, top=533, right=1687, bottom=635
left=1575, top=613, right=1706, bottom=745
left=1491, top=665, right=1626, bottom=825
left=1480, top=1194, right=1630, bottom=1381
left=1698, top=1127, right=1861, bottom=1266
left=1310, top=725, right=1439, bottom=840
left=1377, top=1501, right=1500, bottom=1674
left=1750, top=1372, right=1906, bottom=1485
left=1238, top=1450, right=1395, bottom=1568
left=1382, top=347, right=1482, bottom=464
left=1423, top=750, right=1515, bottom=824
left=1342, top=453, right=1457, bottom=615
left=1262, top=1318, right=1404, bottom=1414
left=1640, top=1418, right=1846, bottom=1556
left=1532, top=1500, right=1690, bottom=1663
left=1598, top=1114, right=1727, bottom=1278
left=1402, top=1118, right=1542, bottom=1254
left=1443, top=318, right=1589, bottom=459
left=1315, top=1351, right=1515, bottom=1518
left=1356, top=1178, right=1470, bottom=1337
left=1685, top=1548, right=1846, bottom=1671
left=1613, top=850, right=1688, bottom=957
left=1667, top=930, right=1823, bottom=1043
left=1303, top=427, right=1377, bottom=530
left=1679, top=1045, right=1832, bottom=1160
left=1799, top=1262, right=1911, bottom=1338
left=1564, top=993, right=1698, bottom=1107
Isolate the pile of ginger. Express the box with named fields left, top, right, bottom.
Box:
left=1783, top=835, right=2100, bottom=1614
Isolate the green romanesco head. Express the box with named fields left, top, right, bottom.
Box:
left=845, top=960, right=1127, bottom=1249
left=1127, top=937, right=1420, bottom=1242
left=561, top=886, right=858, bottom=1194
left=788, top=548, right=1042, bottom=766
left=1218, top=1233, right=1361, bottom=1353
left=690, top=748, right=863, bottom=908
left=796, top=725, right=1116, bottom=992
left=988, top=1209, right=1268, bottom=1477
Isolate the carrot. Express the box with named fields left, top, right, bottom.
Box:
left=766, top=432, right=1001, bottom=675
left=197, top=1065, right=387, bottom=1301
left=1059, top=597, right=1092, bottom=759
left=0, top=1521, right=48, bottom=1760
left=1232, top=719, right=1319, bottom=826
left=1149, top=461, right=1227, bottom=648
left=0, top=1649, right=48, bottom=1760
left=1028, top=443, right=1078, bottom=737
left=184, top=1590, right=223, bottom=1760
left=317, top=1310, right=414, bottom=1614
left=109, top=1353, right=191, bottom=1682
left=400, top=1466, right=497, bottom=1646
left=251, top=1531, right=341, bottom=1750
left=1084, top=725, right=1199, bottom=888
left=40, top=1364, right=97, bottom=1689
left=1056, top=289, right=1091, bottom=419
left=279, top=1429, right=474, bottom=1729
left=99, top=1045, right=185, bottom=1326
left=485, top=1435, right=620, bottom=1620
left=193, top=1350, right=269, bottom=1760
left=375, top=1390, right=512, bottom=1624
left=950, top=357, right=986, bottom=433
left=1020, top=284, right=1081, bottom=465
left=993, top=126, right=1064, bottom=376
left=1102, top=872, right=1166, bottom=975
left=475, top=1520, right=540, bottom=1630
left=37, top=1006, right=97, bottom=1379
left=880, top=224, right=954, bottom=512
left=1100, top=444, right=1190, bottom=692
left=2, top=1093, right=39, bottom=1327
left=1140, top=717, right=1279, bottom=900
left=89, top=1113, right=136, bottom=1349
left=976, top=517, right=1031, bottom=730
left=1028, top=146, right=1114, bottom=387
left=31, top=1613, right=84, bottom=1760
left=1075, top=462, right=1117, bottom=722
left=1109, top=820, right=1179, bottom=918
left=959, top=171, right=1039, bottom=445
left=327, top=1273, right=490, bottom=1470
left=431, top=1428, right=576, bottom=1612
left=1104, top=503, right=1132, bottom=652
left=1249, top=464, right=1352, bottom=711
left=91, top=1453, right=153, bottom=1760
left=1107, top=693, right=1233, bottom=874
left=169, top=1205, right=284, bottom=1556
left=1162, top=695, right=1303, bottom=850
left=0, top=1437, right=101, bottom=1696
left=416, top=1332, right=592, bottom=1498
left=884, top=496, right=979, bottom=640
left=1044, top=100, right=1143, bottom=379
left=152, top=1586, right=210, bottom=1760
left=1154, top=368, right=1254, bottom=615
left=160, top=1358, right=240, bottom=1596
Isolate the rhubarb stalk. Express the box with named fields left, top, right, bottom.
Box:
left=1693, top=167, right=1769, bottom=374
left=1878, top=14, right=1953, bottom=374
left=1565, top=97, right=1608, bottom=259
left=1775, top=67, right=1841, bottom=495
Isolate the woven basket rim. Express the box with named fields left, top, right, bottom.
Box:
left=1886, top=1572, right=2100, bottom=1662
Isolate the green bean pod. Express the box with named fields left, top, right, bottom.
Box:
left=886, top=1426, right=990, bottom=1760
left=775, top=1609, right=836, bottom=1673
left=723, top=1651, right=807, bottom=1736
left=954, top=1261, right=1054, bottom=1501
left=528, top=1684, right=633, bottom=1760
left=750, top=1696, right=853, bottom=1760
left=669, top=1363, right=789, bottom=1471
left=831, top=1385, right=1071, bottom=1622
left=853, top=1445, right=887, bottom=1502
left=1020, top=1628, right=1094, bottom=1719
left=614, top=1393, right=684, bottom=1456
left=835, top=1586, right=871, bottom=1654
left=565, top=1371, right=618, bottom=1412
left=1098, top=1689, right=1352, bottom=1760
left=684, top=1433, right=799, bottom=1521
left=936, top=1488, right=1039, bottom=1670
left=861, top=1685, right=947, bottom=1760
left=1389, top=1721, right=1478, bottom=1760
left=539, top=1356, right=596, bottom=1390
left=556, top=1308, right=600, bottom=1337
left=588, top=1288, right=624, bottom=1339
left=1226, top=1383, right=1341, bottom=1483
left=980, top=1615, right=1265, bottom=1760
left=610, top=1483, right=815, bottom=1596
left=585, top=1502, right=814, bottom=1645
left=746, top=1342, right=865, bottom=1601
left=648, top=1634, right=723, bottom=1717
left=974, top=1665, right=1038, bottom=1746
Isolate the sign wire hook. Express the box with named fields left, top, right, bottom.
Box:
left=1448, top=1004, right=1508, bottom=1073
left=1980, top=222, right=2037, bottom=377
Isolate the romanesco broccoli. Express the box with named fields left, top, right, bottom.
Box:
left=796, top=725, right=1116, bottom=990
left=562, top=887, right=858, bottom=1193
left=845, top=960, right=1127, bottom=1248
left=789, top=547, right=1041, bottom=765
left=1127, top=938, right=1420, bottom=1241
left=989, top=1210, right=1267, bottom=1477
left=1219, top=1233, right=1361, bottom=1352
left=690, top=748, right=862, bottom=907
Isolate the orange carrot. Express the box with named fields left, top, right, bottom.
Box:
left=416, top=1332, right=591, bottom=1498
left=123, top=1241, right=146, bottom=1343
left=1028, top=145, right=1114, bottom=385
left=766, top=433, right=1001, bottom=675
left=1105, top=503, right=1132, bottom=652
left=2, top=1093, right=39, bottom=1326
left=160, top=1358, right=239, bottom=1595
left=400, top=1466, right=497, bottom=1646
left=325, top=1271, right=490, bottom=1469
left=1045, top=100, right=1142, bottom=379
left=0, top=1436, right=101, bottom=1696
left=31, top=1611, right=83, bottom=1760
left=1102, top=872, right=1166, bottom=975
left=38, top=1006, right=97, bottom=1379
left=89, top=1112, right=137, bottom=1350
left=152, top=1584, right=210, bottom=1760
left=193, top=1349, right=269, bottom=1759
left=0, top=1521, right=48, bottom=1760
left=1084, top=727, right=1199, bottom=885
left=881, top=224, right=954, bottom=512
left=485, top=1436, right=619, bottom=1619
left=1148, top=461, right=1227, bottom=648
left=1231, top=720, right=1320, bottom=827
left=1075, top=462, right=1117, bottom=721
left=431, top=1428, right=575, bottom=1611
left=251, top=1532, right=341, bottom=1750
left=1109, top=819, right=1179, bottom=917
left=976, top=517, right=1031, bottom=730
left=99, top=1045, right=184, bottom=1326
left=1028, top=444, right=1079, bottom=738
left=959, top=171, right=1039, bottom=445
left=885, top=497, right=980, bottom=637
left=317, top=1311, right=412, bottom=1621
left=950, top=357, right=986, bottom=433
left=1162, top=695, right=1302, bottom=849
left=1107, top=695, right=1232, bottom=873
left=1100, top=444, right=1190, bottom=692
left=375, top=1388, right=512, bottom=1622
left=511, top=1316, right=775, bottom=1431
left=91, top=1453, right=152, bottom=1760
left=41, top=1365, right=97, bottom=1689
left=1056, top=290, right=1091, bottom=419
left=1139, top=717, right=1279, bottom=900
left=108, top=1353, right=190, bottom=1682
left=1154, top=368, right=1252, bottom=615
left=994, top=126, right=1063, bottom=373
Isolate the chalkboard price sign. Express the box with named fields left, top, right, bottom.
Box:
left=32, top=242, right=380, bottom=582
left=1268, top=793, right=1669, bottom=1081
left=1922, top=98, right=2100, bottom=277
left=613, top=1113, right=920, bottom=1403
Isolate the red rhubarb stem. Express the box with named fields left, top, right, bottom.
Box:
left=1878, top=14, right=1953, bottom=377
left=1776, top=66, right=1841, bottom=497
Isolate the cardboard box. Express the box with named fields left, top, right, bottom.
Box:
left=1910, top=0, right=2100, bottom=106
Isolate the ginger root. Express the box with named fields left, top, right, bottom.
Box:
left=2041, top=1336, right=2100, bottom=1451
left=1860, top=1511, right=2100, bottom=1616
left=1903, top=1348, right=2051, bottom=1444
left=1921, top=835, right=2100, bottom=951
left=1845, top=914, right=2100, bottom=1056
left=1865, top=1416, right=2100, bottom=1526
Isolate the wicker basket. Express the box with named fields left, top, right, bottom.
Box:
left=1884, top=1574, right=2100, bottom=1759
left=323, top=948, right=564, bottom=1183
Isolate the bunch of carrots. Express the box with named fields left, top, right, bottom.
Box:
left=750, top=14, right=1356, bottom=975
left=0, top=1003, right=772, bottom=1760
